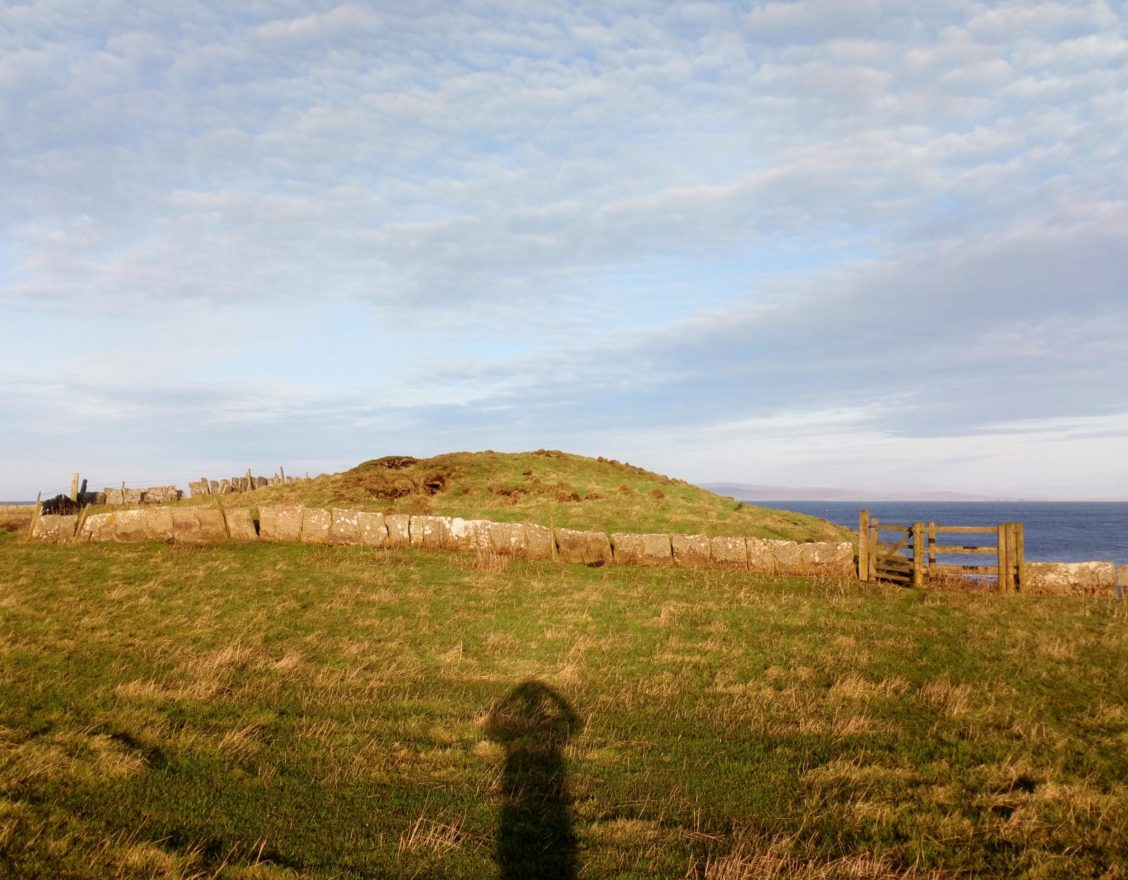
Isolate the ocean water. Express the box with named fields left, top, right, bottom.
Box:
left=774, top=501, right=1128, bottom=566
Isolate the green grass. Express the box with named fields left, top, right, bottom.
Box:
left=2, top=533, right=1127, bottom=878
left=178, top=450, right=851, bottom=543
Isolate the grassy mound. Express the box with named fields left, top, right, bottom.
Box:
left=235, top=450, right=849, bottom=542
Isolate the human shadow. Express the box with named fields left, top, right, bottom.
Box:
left=485, top=680, right=582, bottom=880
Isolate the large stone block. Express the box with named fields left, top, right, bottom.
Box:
left=385, top=514, right=411, bottom=548
left=710, top=536, right=748, bottom=567
left=32, top=514, right=77, bottom=542
left=123, top=488, right=143, bottom=505
left=612, top=533, right=672, bottom=565
left=224, top=508, right=258, bottom=541
left=141, top=486, right=179, bottom=504
left=105, top=508, right=173, bottom=542
left=671, top=534, right=711, bottom=567
left=259, top=505, right=304, bottom=542
left=78, top=512, right=111, bottom=542
left=488, top=521, right=527, bottom=556
left=524, top=523, right=555, bottom=560
left=1025, top=561, right=1118, bottom=596
left=103, top=488, right=124, bottom=506
left=554, top=528, right=613, bottom=565
left=300, top=508, right=332, bottom=544
left=448, top=517, right=491, bottom=551
left=410, top=515, right=451, bottom=550
left=747, top=539, right=854, bottom=576
left=357, top=511, right=388, bottom=547
left=209, top=480, right=220, bottom=494
left=171, top=508, right=228, bottom=544
left=328, top=508, right=361, bottom=544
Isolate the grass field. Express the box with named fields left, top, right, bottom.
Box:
left=2, top=533, right=1127, bottom=878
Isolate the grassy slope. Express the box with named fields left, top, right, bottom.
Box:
left=2, top=534, right=1126, bottom=879
left=190, top=450, right=851, bottom=543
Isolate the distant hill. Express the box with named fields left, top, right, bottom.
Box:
left=700, top=483, right=1005, bottom=502
left=219, top=451, right=851, bottom=542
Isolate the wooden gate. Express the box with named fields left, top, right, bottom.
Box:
left=858, top=511, right=1025, bottom=591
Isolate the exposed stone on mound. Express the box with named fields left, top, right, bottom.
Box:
left=32, top=514, right=77, bottom=542
left=1026, top=561, right=1118, bottom=596
left=385, top=514, right=411, bottom=548
left=671, top=534, right=711, bottom=566
left=171, top=508, right=227, bottom=544
left=710, top=536, right=748, bottom=566
left=224, top=508, right=258, bottom=542
left=554, top=527, right=612, bottom=565
left=611, top=533, right=672, bottom=565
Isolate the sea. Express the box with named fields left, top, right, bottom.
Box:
left=774, top=501, right=1128, bottom=566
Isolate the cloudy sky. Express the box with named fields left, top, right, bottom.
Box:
left=2, top=1, right=1126, bottom=500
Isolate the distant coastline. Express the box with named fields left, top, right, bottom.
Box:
left=698, top=483, right=1023, bottom=502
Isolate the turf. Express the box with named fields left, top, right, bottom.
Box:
left=2, top=534, right=1126, bottom=879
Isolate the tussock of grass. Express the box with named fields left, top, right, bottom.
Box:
left=2, top=535, right=1127, bottom=877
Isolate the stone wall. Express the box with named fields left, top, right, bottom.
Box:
left=103, top=486, right=183, bottom=505
left=29, top=504, right=853, bottom=577
left=27, top=504, right=1120, bottom=594
left=188, top=474, right=310, bottom=497
left=1025, top=561, right=1120, bottom=597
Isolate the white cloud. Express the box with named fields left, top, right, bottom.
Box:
left=1, top=0, right=1126, bottom=497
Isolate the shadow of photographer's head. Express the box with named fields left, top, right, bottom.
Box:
left=485, top=680, right=582, bottom=753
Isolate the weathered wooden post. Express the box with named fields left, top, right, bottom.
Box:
left=997, top=523, right=1012, bottom=592
left=858, top=510, right=870, bottom=581
left=866, top=516, right=875, bottom=582
left=69, top=472, right=80, bottom=503
left=912, top=522, right=924, bottom=588
left=27, top=492, right=42, bottom=539
left=1014, top=523, right=1025, bottom=591
left=928, top=521, right=936, bottom=570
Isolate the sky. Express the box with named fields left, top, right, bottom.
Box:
left=2, top=0, right=1127, bottom=501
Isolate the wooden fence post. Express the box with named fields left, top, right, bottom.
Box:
left=69, top=473, right=80, bottom=503
left=997, top=523, right=1012, bottom=592
left=928, top=521, right=936, bottom=570
left=912, top=522, right=924, bottom=588
left=27, top=492, right=42, bottom=540
left=1014, top=523, right=1025, bottom=591
left=858, top=510, right=870, bottom=581
left=868, top=517, right=879, bottom=582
